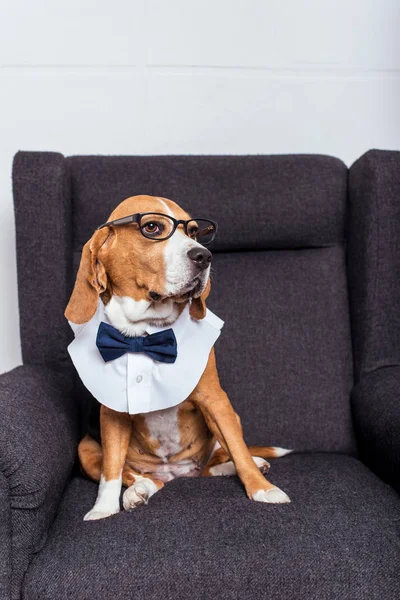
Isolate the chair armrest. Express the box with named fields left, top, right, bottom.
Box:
left=0, top=472, right=11, bottom=600
left=348, top=150, right=400, bottom=381
left=0, top=365, right=79, bottom=599
left=351, top=366, right=400, bottom=493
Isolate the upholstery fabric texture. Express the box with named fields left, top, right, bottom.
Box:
left=12, top=152, right=72, bottom=370
left=208, top=248, right=354, bottom=453
left=348, top=150, right=400, bottom=381
left=2, top=149, right=399, bottom=600
left=68, top=154, right=347, bottom=252
left=23, top=454, right=400, bottom=600
left=0, top=366, right=79, bottom=599
left=352, top=366, right=400, bottom=493
left=0, top=473, right=11, bottom=600
left=347, top=150, right=400, bottom=490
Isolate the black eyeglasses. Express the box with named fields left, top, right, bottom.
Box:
left=97, top=212, right=218, bottom=245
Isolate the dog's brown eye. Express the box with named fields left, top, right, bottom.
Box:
left=144, top=222, right=159, bottom=233
left=188, top=225, right=199, bottom=238
left=186, top=219, right=216, bottom=245
left=142, top=221, right=166, bottom=238
left=140, top=214, right=175, bottom=240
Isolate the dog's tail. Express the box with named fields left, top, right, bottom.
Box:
left=246, top=446, right=293, bottom=459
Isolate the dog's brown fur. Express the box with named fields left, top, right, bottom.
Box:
left=67, top=195, right=289, bottom=513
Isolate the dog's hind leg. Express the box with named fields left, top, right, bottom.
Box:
left=78, top=433, right=103, bottom=482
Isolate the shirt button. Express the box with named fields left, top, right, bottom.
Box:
left=136, top=375, right=143, bottom=383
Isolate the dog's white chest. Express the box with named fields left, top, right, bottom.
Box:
left=143, top=405, right=203, bottom=482
left=144, top=406, right=182, bottom=460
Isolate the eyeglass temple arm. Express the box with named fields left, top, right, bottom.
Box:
left=97, top=215, right=140, bottom=230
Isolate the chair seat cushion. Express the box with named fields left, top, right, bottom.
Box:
left=23, top=454, right=400, bottom=600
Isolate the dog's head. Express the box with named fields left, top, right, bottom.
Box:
left=65, top=195, right=216, bottom=333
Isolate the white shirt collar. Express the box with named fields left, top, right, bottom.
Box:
left=68, top=300, right=224, bottom=415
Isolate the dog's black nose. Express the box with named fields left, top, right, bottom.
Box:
left=149, top=291, right=162, bottom=301
left=187, top=247, right=212, bottom=270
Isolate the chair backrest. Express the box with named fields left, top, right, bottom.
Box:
left=13, top=152, right=355, bottom=453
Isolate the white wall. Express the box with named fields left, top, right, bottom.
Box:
left=0, top=1, right=399, bottom=374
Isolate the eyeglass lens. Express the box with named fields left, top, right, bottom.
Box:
left=138, top=213, right=216, bottom=244
left=139, top=214, right=176, bottom=240
left=186, top=219, right=216, bottom=245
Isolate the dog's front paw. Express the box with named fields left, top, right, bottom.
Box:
left=83, top=505, right=120, bottom=521
left=252, top=486, right=291, bottom=504
left=123, top=478, right=158, bottom=511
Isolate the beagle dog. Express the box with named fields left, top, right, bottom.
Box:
left=65, top=195, right=291, bottom=520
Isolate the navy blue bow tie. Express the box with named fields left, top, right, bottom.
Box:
left=96, top=322, right=178, bottom=363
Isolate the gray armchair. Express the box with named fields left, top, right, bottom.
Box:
left=1, top=150, right=399, bottom=599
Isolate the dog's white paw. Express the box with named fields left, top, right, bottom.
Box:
left=123, top=478, right=158, bottom=511
left=209, top=461, right=236, bottom=476
left=209, top=456, right=271, bottom=477
left=83, top=505, right=120, bottom=521
left=252, top=457, right=271, bottom=474
left=252, top=486, right=291, bottom=504
left=84, top=474, right=122, bottom=521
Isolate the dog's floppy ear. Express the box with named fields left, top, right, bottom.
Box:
left=65, top=228, right=111, bottom=324
left=190, top=277, right=211, bottom=320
